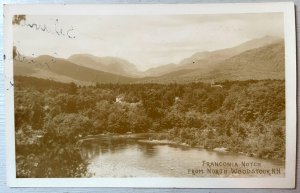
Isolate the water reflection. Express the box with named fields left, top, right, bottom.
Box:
left=138, top=144, right=158, bottom=157
left=80, top=136, right=285, bottom=177
left=81, top=137, right=161, bottom=160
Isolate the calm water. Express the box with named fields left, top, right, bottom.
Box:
left=80, top=136, right=284, bottom=177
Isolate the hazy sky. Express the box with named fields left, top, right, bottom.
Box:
left=13, top=13, right=284, bottom=71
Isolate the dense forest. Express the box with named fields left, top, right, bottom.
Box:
left=14, top=76, right=285, bottom=177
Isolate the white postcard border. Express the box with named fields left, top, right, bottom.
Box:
left=4, top=2, right=296, bottom=188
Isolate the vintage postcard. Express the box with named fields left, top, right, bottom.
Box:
left=3, top=2, right=296, bottom=188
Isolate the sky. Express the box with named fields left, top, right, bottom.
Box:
left=13, top=13, right=284, bottom=71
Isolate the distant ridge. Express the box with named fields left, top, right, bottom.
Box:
left=144, top=36, right=283, bottom=77
left=68, top=54, right=141, bottom=78
left=14, top=36, right=284, bottom=84
left=14, top=55, right=136, bottom=85
left=138, top=41, right=284, bottom=83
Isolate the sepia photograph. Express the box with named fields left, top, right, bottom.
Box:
left=4, top=3, right=296, bottom=188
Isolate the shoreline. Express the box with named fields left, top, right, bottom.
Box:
left=137, top=139, right=190, bottom=147
left=78, top=133, right=285, bottom=162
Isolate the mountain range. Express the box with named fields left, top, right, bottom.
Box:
left=68, top=54, right=141, bottom=77
left=13, top=36, right=285, bottom=84
left=143, top=36, right=283, bottom=77
left=14, top=55, right=137, bottom=84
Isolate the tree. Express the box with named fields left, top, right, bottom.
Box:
left=69, top=82, right=77, bottom=94
left=45, top=113, right=92, bottom=139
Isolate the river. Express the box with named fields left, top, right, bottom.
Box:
left=79, top=135, right=284, bottom=177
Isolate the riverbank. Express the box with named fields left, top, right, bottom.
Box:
left=78, top=132, right=284, bottom=162
left=14, top=77, right=286, bottom=177
left=81, top=137, right=285, bottom=178
left=77, top=133, right=159, bottom=145
left=79, top=133, right=236, bottom=155
left=137, top=139, right=190, bottom=147
left=137, top=139, right=232, bottom=153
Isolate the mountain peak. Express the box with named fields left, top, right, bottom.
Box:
left=68, top=54, right=141, bottom=77
left=140, top=35, right=284, bottom=79
left=14, top=36, right=285, bottom=84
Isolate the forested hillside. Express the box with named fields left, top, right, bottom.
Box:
left=14, top=55, right=137, bottom=84
left=139, top=41, right=285, bottom=83
left=13, top=37, right=284, bottom=85
left=14, top=76, right=285, bottom=177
